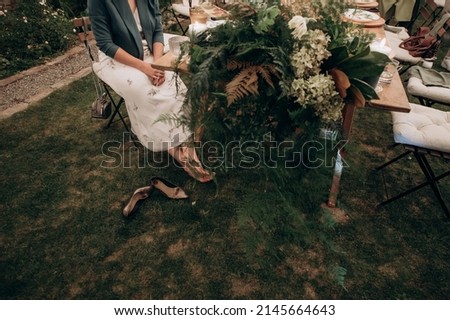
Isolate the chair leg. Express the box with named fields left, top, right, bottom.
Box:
left=376, top=147, right=412, bottom=206
left=105, top=96, right=129, bottom=132
left=377, top=148, right=450, bottom=219
left=414, top=152, right=450, bottom=218
left=171, top=8, right=188, bottom=36
left=375, top=148, right=410, bottom=171
left=102, top=85, right=130, bottom=132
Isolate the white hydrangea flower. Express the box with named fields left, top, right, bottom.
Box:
left=290, top=30, right=331, bottom=78
left=290, top=74, right=344, bottom=123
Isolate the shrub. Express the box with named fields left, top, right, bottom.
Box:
left=47, top=0, right=87, bottom=17
left=0, top=0, right=74, bottom=79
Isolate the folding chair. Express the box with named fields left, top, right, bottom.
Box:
left=384, top=12, right=450, bottom=74
left=406, top=66, right=450, bottom=107
left=72, top=17, right=130, bottom=132
left=376, top=103, right=450, bottom=218
left=413, top=0, right=449, bottom=28
left=171, top=0, right=196, bottom=35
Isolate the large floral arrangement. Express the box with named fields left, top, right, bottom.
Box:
left=171, top=0, right=391, bottom=272
left=177, top=0, right=389, bottom=168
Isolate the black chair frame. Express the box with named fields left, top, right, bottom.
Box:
left=411, top=95, right=450, bottom=108
left=72, top=17, right=130, bottom=132
left=167, top=0, right=192, bottom=36
left=376, top=143, right=450, bottom=219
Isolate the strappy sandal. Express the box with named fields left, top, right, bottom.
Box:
left=169, top=145, right=215, bottom=183
left=181, top=159, right=215, bottom=183
left=150, top=177, right=189, bottom=199
left=122, top=185, right=154, bottom=218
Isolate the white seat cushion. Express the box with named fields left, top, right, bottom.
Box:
left=407, top=76, right=450, bottom=104
left=385, top=30, right=422, bottom=64
left=172, top=0, right=201, bottom=17
left=392, top=103, right=450, bottom=153
left=172, top=3, right=190, bottom=17
left=434, top=0, right=445, bottom=7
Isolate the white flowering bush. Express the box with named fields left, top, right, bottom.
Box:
left=0, top=0, right=74, bottom=78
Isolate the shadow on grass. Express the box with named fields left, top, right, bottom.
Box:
left=0, top=76, right=449, bottom=299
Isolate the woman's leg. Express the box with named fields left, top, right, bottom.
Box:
left=96, top=52, right=212, bottom=182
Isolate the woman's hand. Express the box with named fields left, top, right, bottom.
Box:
left=151, top=70, right=165, bottom=86
left=141, top=63, right=165, bottom=86
left=112, top=48, right=165, bottom=86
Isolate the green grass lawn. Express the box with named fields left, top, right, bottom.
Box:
left=1, top=74, right=449, bottom=299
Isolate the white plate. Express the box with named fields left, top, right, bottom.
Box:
left=344, top=9, right=380, bottom=22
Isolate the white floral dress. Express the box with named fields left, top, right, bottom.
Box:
left=93, top=8, right=190, bottom=152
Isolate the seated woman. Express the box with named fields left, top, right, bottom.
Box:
left=88, top=0, right=213, bottom=183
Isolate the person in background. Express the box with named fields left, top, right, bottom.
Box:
left=88, top=0, right=213, bottom=183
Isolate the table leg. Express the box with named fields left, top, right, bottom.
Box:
left=327, top=148, right=344, bottom=208
left=327, top=102, right=356, bottom=208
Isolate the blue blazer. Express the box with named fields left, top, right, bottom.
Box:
left=88, top=0, right=164, bottom=60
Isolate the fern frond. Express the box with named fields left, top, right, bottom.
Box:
left=227, top=59, right=255, bottom=71
left=259, top=64, right=280, bottom=88
left=225, top=64, right=281, bottom=106
left=225, top=66, right=260, bottom=106
left=154, top=112, right=183, bottom=127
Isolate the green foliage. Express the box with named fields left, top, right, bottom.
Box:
left=184, top=4, right=301, bottom=148
left=254, top=5, right=280, bottom=34
left=0, top=0, right=74, bottom=79
left=330, top=265, right=348, bottom=290
left=48, top=0, right=88, bottom=17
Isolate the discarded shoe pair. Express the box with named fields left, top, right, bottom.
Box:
left=122, top=177, right=188, bottom=218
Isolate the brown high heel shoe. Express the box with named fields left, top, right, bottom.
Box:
left=122, top=185, right=154, bottom=218
left=122, top=178, right=189, bottom=218
left=150, top=177, right=189, bottom=199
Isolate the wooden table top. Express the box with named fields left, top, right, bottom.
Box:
left=366, top=26, right=411, bottom=113
left=152, top=52, right=189, bottom=73
left=368, top=67, right=410, bottom=112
